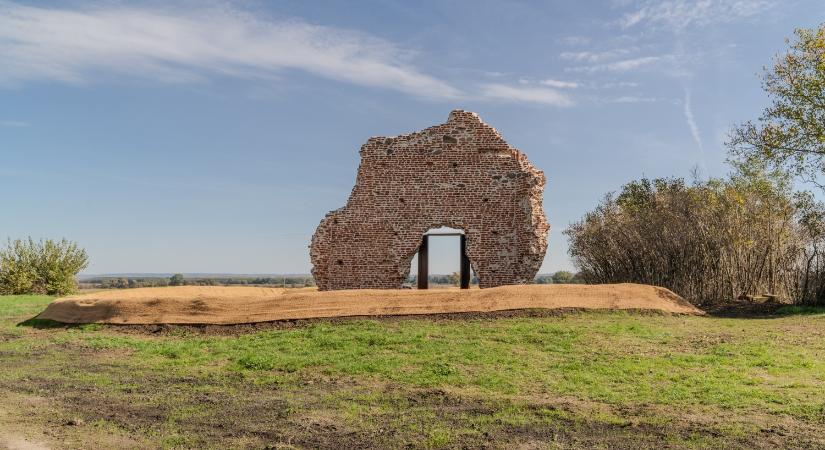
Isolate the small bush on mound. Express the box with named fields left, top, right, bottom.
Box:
left=0, top=238, right=89, bottom=296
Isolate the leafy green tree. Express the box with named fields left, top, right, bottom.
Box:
left=551, top=271, right=574, bottom=284
left=728, top=25, right=825, bottom=188
left=448, top=272, right=460, bottom=286
left=169, top=273, right=185, bottom=286
left=0, top=238, right=89, bottom=296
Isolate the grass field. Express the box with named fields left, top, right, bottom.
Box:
left=1, top=295, right=825, bottom=449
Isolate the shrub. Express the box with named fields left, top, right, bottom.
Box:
left=169, top=273, right=185, bottom=286
left=551, top=271, right=575, bottom=284
left=565, top=165, right=825, bottom=306
left=0, top=238, right=89, bottom=296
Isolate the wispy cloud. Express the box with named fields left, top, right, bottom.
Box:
left=560, top=48, right=637, bottom=64
left=0, top=1, right=460, bottom=99
left=568, top=55, right=667, bottom=73
left=539, top=79, right=578, bottom=89
left=682, top=88, right=708, bottom=173
left=606, top=96, right=663, bottom=103
left=599, top=81, right=641, bottom=88
left=478, top=83, right=574, bottom=107
left=682, top=89, right=702, bottom=148
left=0, top=120, right=29, bottom=127
left=619, top=0, right=776, bottom=31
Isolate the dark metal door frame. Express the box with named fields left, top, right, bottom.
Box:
left=417, top=235, right=429, bottom=289
left=460, top=235, right=470, bottom=289
left=416, top=233, right=470, bottom=289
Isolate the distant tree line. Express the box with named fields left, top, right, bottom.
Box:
left=534, top=271, right=585, bottom=284
left=406, top=274, right=475, bottom=286
left=84, top=274, right=317, bottom=290
left=404, top=271, right=583, bottom=286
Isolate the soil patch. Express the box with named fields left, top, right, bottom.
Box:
left=35, top=284, right=701, bottom=325
left=3, top=373, right=818, bottom=450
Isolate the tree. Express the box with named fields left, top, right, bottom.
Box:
left=169, top=273, right=185, bottom=286
left=448, top=272, right=460, bottom=286
left=533, top=275, right=552, bottom=284
left=0, top=238, right=89, bottom=296
left=728, top=25, right=825, bottom=188
left=551, top=271, right=574, bottom=284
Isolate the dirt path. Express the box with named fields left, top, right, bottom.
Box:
left=0, top=395, right=50, bottom=450
left=36, top=283, right=701, bottom=325
left=0, top=434, right=49, bottom=450
left=0, top=392, right=147, bottom=450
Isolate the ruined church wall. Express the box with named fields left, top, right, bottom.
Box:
left=310, top=110, right=549, bottom=290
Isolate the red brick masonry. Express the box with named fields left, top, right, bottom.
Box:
left=310, top=110, right=549, bottom=290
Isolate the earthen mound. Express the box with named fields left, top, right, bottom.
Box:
left=37, top=284, right=702, bottom=325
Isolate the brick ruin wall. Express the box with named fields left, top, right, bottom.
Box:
left=310, top=110, right=550, bottom=290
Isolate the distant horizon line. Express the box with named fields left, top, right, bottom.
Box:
left=79, top=272, right=573, bottom=279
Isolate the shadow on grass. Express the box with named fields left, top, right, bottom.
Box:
left=706, top=301, right=825, bottom=319
left=775, top=305, right=825, bottom=316
left=17, top=317, right=90, bottom=330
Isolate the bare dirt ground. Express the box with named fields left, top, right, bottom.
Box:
left=36, top=283, right=701, bottom=325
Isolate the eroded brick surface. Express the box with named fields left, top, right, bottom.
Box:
left=310, top=110, right=549, bottom=290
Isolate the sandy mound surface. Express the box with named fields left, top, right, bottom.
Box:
left=37, top=284, right=701, bottom=325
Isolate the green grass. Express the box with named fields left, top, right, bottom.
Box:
left=0, top=294, right=53, bottom=320
left=62, top=315, right=825, bottom=414
left=1, top=294, right=825, bottom=448
left=776, top=305, right=825, bottom=316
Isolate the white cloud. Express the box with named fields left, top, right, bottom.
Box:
left=683, top=89, right=702, bottom=148
left=539, top=79, right=578, bottom=89
left=619, top=0, right=776, bottom=31
left=599, top=81, right=641, bottom=88
left=569, top=55, right=666, bottom=73
left=478, top=83, right=574, bottom=107
left=0, top=120, right=29, bottom=127
left=682, top=88, right=708, bottom=173
left=602, top=56, right=663, bottom=71
left=559, top=48, right=637, bottom=64
left=607, top=96, right=662, bottom=103
left=0, top=1, right=460, bottom=99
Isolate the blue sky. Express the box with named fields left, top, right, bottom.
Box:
left=1, top=0, right=823, bottom=275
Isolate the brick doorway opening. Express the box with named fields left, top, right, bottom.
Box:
left=415, top=229, right=471, bottom=290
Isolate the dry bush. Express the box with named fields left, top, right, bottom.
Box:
left=565, top=166, right=825, bottom=306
